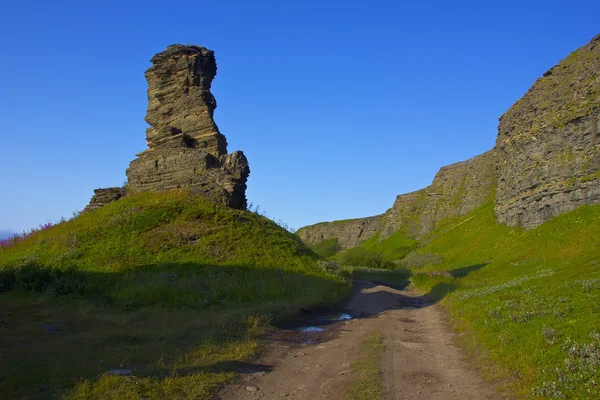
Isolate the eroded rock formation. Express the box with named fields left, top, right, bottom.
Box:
left=299, top=34, right=600, bottom=251
left=126, top=45, right=250, bottom=209
left=85, top=44, right=250, bottom=212
left=83, top=188, right=127, bottom=213
left=298, top=150, right=496, bottom=248
left=495, top=34, right=600, bottom=228
left=296, top=216, right=382, bottom=251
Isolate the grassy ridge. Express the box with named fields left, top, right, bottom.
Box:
left=392, top=201, right=600, bottom=399
left=0, top=189, right=349, bottom=399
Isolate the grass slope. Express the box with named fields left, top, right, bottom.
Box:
left=384, top=201, right=600, bottom=399
left=0, top=189, right=349, bottom=399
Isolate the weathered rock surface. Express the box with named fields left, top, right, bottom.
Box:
left=380, top=150, right=496, bottom=239
left=85, top=44, right=250, bottom=212
left=296, top=216, right=382, bottom=251
left=299, top=34, right=600, bottom=251
left=83, top=188, right=127, bottom=213
left=143, top=45, right=226, bottom=157
left=495, top=34, right=600, bottom=228
left=298, top=151, right=496, bottom=249
left=126, top=45, right=250, bottom=209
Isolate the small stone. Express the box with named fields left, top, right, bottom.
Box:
left=245, top=386, right=259, bottom=392
left=341, top=362, right=350, bottom=368
left=338, top=370, right=351, bottom=376
left=105, top=369, right=132, bottom=376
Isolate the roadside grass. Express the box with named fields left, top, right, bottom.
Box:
left=344, top=266, right=411, bottom=288
left=403, top=200, right=600, bottom=399
left=0, top=189, right=350, bottom=399
left=345, top=333, right=385, bottom=400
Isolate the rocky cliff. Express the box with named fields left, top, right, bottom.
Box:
left=85, top=45, right=250, bottom=212
left=296, top=216, right=382, bottom=251
left=300, top=34, right=600, bottom=251
left=495, top=34, right=600, bottom=228
left=380, top=150, right=496, bottom=239
left=298, top=150, right=496, bottom=248
left=83, top=188, right=127, bottom=213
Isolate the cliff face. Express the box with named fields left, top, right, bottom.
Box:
left=495, top=34, right=600, bottom=228
left=296, top=216, right=382, bottom=251
left=85, top=45, right=250, bottom=212
left=380, top=150, right=496, bottom=239
left=299, top=34, right=600, bottom=251
left=298, top=150, right=496, bottom=249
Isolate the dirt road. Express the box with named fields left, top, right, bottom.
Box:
left=219, top=281, right=503, bottom=400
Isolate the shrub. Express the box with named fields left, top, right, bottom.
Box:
left=341, top=248, right=393, bottom=269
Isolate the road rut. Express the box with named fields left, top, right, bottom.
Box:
left=219, top=281, right=504, bottom=400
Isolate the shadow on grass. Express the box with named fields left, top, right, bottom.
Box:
left=164, top=361, right=274, bottom=377
left=0, top=262, right=348, bottom=399
left=451, top=263, right=488, bottom=278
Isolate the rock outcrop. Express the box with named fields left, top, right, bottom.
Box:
left=298, top=150, right=496, bottom=248
left=296, top=216, right=382, bottom=251
left=299, top=34, right=600, bottom=251
left=495, top=34, right=600, bottom=228
left=379, top=150, right=496, bottom=239
left=126, top=45, right=250, bottom=209
left=85, top=44, right=250, bottom=212
left=83, top=188, right=127, bottom=213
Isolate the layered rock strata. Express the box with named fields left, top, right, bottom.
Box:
left=494, top=34, right=600, bottom=228
left=84, top=44, right=250, bottom=212
left=298, top=150, right=496, bottom=248
left=380, top=150, right=496, bottom=239
left=83, top=188, right=127, bottom=213
left=296, top=216, right=382, bottom=251
left=299, top=34, right=600, bottom=250
left=126, top=45, right=250, bottom=209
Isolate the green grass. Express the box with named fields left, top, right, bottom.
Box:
left=401, top=200, right=600, bottom=399
left=362, top=230, right=418, bottom=261
left=344, top=267, right=411, bottom=288
left=0, top=189, right=350, bottom=399
left=345, top=333, right=385, bottom=400
left=309, top=238, right=340, bottom=258
left=330, top=230, right=417, bottom=269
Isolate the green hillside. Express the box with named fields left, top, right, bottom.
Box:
left=0, top=189, right=349, bottom=399
left=341, top=199, right=600, bottom=399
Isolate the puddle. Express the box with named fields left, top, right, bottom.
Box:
left=316, top=312, right=355, bottom=322
left=297, top=326, right=325, bottom=333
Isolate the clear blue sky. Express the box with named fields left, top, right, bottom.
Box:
left=1, top=0, right=598, bottom=233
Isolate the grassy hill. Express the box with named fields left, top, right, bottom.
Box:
left=336, top=199, right=600, bottom=399
left=0, top=189, right=349, bottom=399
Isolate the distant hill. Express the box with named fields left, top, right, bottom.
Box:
left=0, top=230, right=13, bottom=240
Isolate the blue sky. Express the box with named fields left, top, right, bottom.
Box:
left=1, top=0, right=598, bottom=233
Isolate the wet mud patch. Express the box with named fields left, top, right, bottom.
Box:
left=271, top=311, right=359, bottom=345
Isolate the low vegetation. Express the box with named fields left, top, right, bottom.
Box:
left=0, top=189, right=350, bottom=399
left=355, top=200, right=600, bottom=399
left=309, top=238, right=340, bottom=258
left=345, top=333, right=385, bottom=400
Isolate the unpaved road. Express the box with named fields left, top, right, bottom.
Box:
left=219, top=281, right=504, bottom=400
